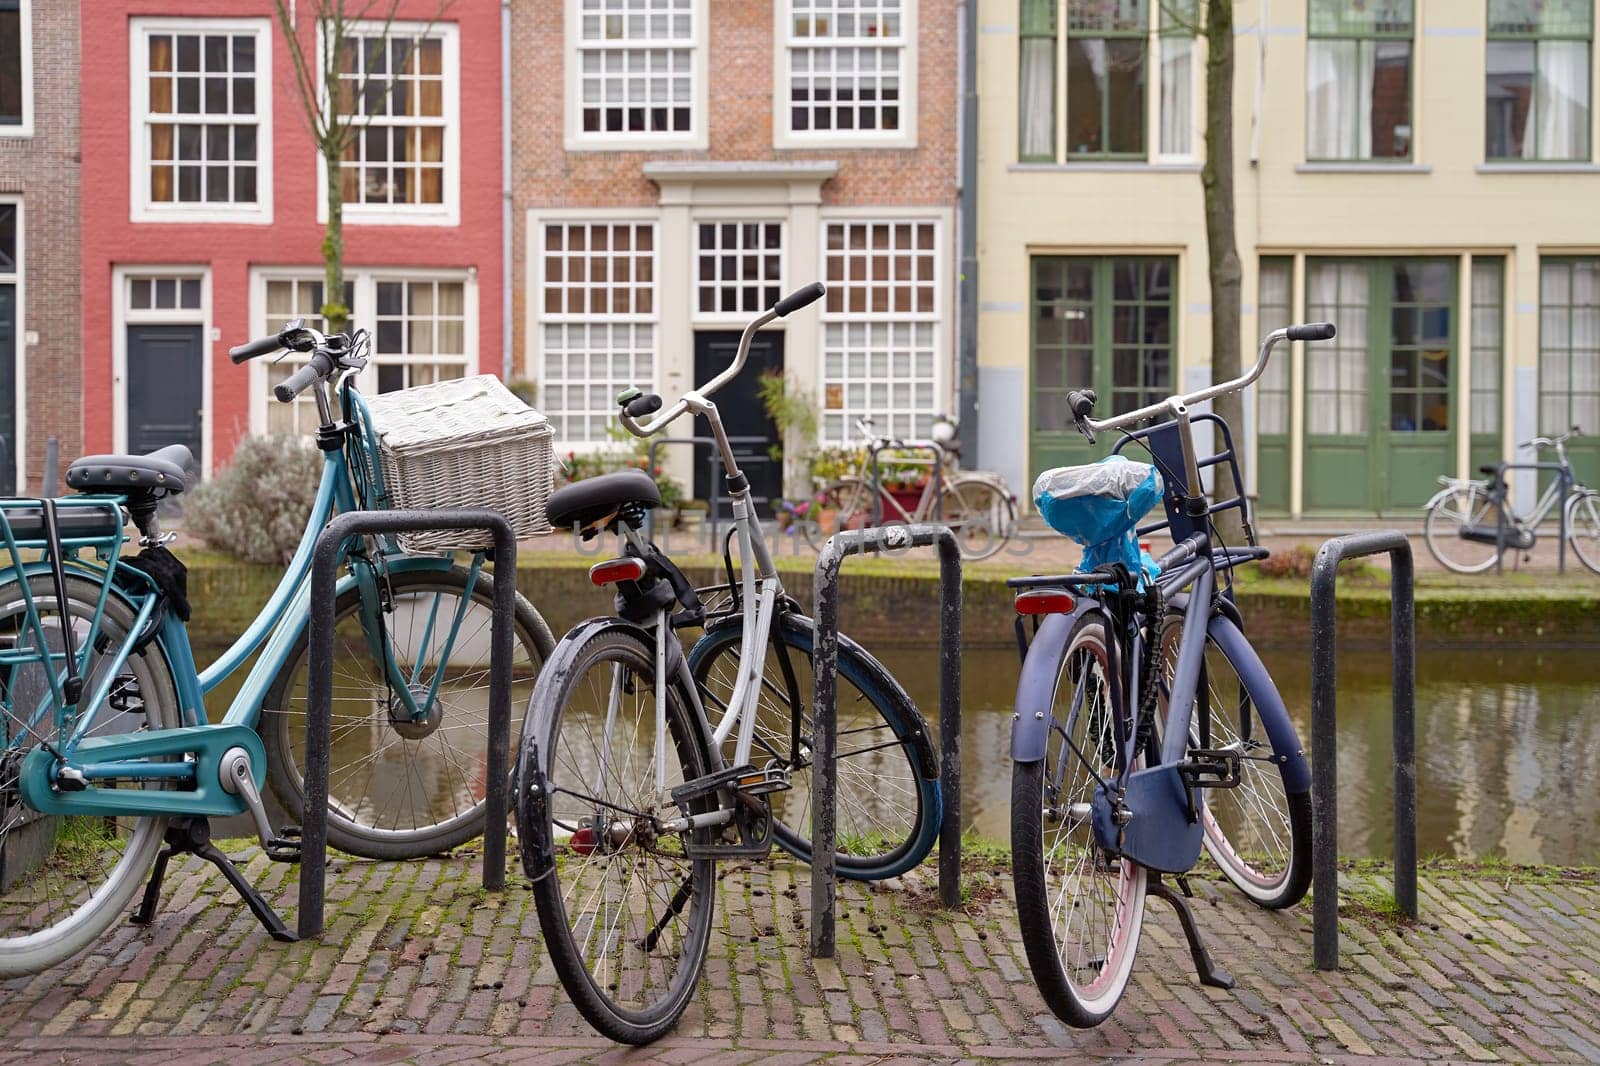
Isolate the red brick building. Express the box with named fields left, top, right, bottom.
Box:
left=0, top=0, right=80, bottom=495
left=79, top=1, right=504, bottom=476
left=510, top=0, right=959, bottom=500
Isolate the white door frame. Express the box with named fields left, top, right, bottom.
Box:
left=112, top=265, right=213, bottom=475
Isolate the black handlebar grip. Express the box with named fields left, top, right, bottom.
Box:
left=623, top=393, right=663, bottom=419
left=1286, top=321, right=1337, bottom=342
left=272, top=353, right=332, bottom=403
left=1067, top=389, right=1097, bottom=420
left=772, top=281, right=826, bottom=318
left=229, top=334, right=282, bottom=364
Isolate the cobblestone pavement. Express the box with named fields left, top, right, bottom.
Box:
left=1, top=848, right=1596, bottom=1064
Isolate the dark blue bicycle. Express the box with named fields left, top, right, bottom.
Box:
left=1008, top=323, right=1336, bottom=1026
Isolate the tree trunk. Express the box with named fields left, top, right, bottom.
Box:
left=1201, top=0, right=1244, bottom=541
left=321, top=141, right=349, bottom=334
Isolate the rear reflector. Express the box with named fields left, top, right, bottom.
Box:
left=589, top=557, right=648, bottom=586
left=1014, top=589, right=1075, bottom=615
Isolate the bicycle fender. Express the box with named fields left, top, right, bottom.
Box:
left=1010, top=602, right=1096, bottom=763
left=1205, top=613, right=1311, bottom=795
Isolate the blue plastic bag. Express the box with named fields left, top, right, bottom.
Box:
left=1033, top=456, right=1164, bottom=587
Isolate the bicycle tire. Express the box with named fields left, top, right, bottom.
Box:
left=262, top=565, right=554, bottom=859
left=516, top=623, right=716, bottom=1045
left=1566, top=490, right=1600, bottom=574
left=686, top=612, right=942, bottom=881
left=1011, top=613, right=1146, bottom=1028
left=1157, top=610, right=1312, bottom=910
left=802, top=479, right=875, bottom=552
left=936, top=477, right=1017, bottom=560
left=0, top=573, right=182, bottom=976
left=1423, top=485, right=1501, bottom=573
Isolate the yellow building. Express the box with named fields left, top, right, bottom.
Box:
left=976, top=0, right=1600, bottom=515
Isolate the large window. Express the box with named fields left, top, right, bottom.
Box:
left=820, top=220, right=940, bottom=442
left=571, top=0, right=699, bottom=147
left=256, top=272, right=470, bottom=437
left=331, top=24, right=458, bottom=221
left=1306, top=0, right=1413, bottom=161
left=783, top=0, right=910, bottom=145
left=1539, top=258, right=1600, bottom=436
left=133, top=19, right=271, bottom=220
left=538, top=221, right=657, bottom=444
left=0, top=0, right=29, bottom=134
left=1017, top=0, right=1194, bottom=163
left=1486, top=0, right=1591, bottom=161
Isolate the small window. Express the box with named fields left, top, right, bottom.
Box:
left=1486, top=0, right=1592, bottom=161
left=1257, top=258, right=1293, bottom=436
left=0, top=202, right=15, bottom=273
left=134, top=20, right=271, bottom=219
left=786, top=0, right=909, bottom=142
left=696, top=222, right=783, bottom=316
left=1018, top=0, right=1057, bottom=160
left=128, top=275, right=203, bottom=313
left=539, top=222, right=658, bottom=443
left=571, top=0, right=699, bottom=147
left=820, top=220, right=940, bottom=442
left=1065, top=0, right=1147, bottom=159
left=0, top=0, right=26, bottom=130
left=1306, top=0, right=1413, bottom=161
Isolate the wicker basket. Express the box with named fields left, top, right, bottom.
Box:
left=361, top=375, right=556, bottom=552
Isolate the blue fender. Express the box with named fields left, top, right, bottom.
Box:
left=1009, top=601, right=1097, bottom=763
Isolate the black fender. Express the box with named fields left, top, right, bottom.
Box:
left=1009, top=600, right=1097, bottom=763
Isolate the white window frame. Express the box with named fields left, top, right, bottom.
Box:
left=1152, top=10, right=1200, bottom=163
left=689, top=216, right=788, bottom=325
left=774, top=0, right=917, bottom=149
left=0, top=197, right=25, bottom=492
left=246, top=266, right=478, bottom=436
left=527, top=209, right=661, bottom=450
left=128, top=17, right=274, bottom=224
left=0, top=0, right=34, bottom=139
left=316, top=19, right=461, bottom=227
left=816, top=209, right=947, bottom=445
left=564, top=0, right=708, bottom=152
left=112, top=265, right=213, bottom=474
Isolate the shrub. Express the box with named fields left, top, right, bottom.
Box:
left=183, top=435, right=324, bottom=564
left=1255, top=542, right=1381, bottom=582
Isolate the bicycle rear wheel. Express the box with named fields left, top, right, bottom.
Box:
left=1423, top=485, right=1502, bottom=573
left=1158, top=611, right=1311, bottom=910
left=516, top=624, right=715, bottom=1045
left=687, top=613, right=941, bottom=880
left=1566, top=490, right=1600, bottom=574
left=937, top=477, right=1016, bottom=560
left=262, top=565, right=553, bottom=859
left=1012, top=614, right=1146, bottom=1028
left=802, top=479, right=875, bottom=552
left=0, top=573, right=181, bottom=976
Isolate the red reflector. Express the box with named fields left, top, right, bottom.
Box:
left=1139, top=541, right=1152, bottom=553
left=589, top=557, right=647, bottom=586
left=570, top=827, right=596, bottom=856
left=1014, top=589, right=1075, bottom=615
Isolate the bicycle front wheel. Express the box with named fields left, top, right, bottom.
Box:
left=1566, top=490, right=1600, bottom=574
left=937, top=477, right=1017, bottom=560
left=687, top=613, right=941, bottom=881
left=262, top=564, right=553, bottom=859
left=1423, top=485, right=1501, bottom=573
left=1012, top=614, right=1146, bottom=1028
left=0, top=573, right=181, bottom=976
left=802, top=479, right=875, bottom=552
left=1157, top=611, right=1311, bottom=910
left=517, top=624, right=716, bottom=1045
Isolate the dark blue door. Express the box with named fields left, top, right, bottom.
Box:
left=127, top=324, right=203, bottom=468
left=0, top=283, right=13, bottom=495
left=693, top=330, right=782, bottom=514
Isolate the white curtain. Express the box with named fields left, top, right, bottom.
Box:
left=1307, top=40, right=1368, bottom=159
left=1532, top=41, right=1590, bottom=161
left=1306, top=262, right=1369, bottom=435
left=1020, top=38, right=1055, bottom=158
left=1573, top=262, right=1600, bottom=432
left=1160, top=34, right=1193, bottom=156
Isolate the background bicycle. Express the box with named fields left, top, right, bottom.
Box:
left=0, top=321, right=554, bottom=976
left=1423, top=427, right=1600, bottom=574
left=804, top=416, right=1017, bottom=559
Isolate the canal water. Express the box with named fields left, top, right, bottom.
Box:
left=197, top=638, right=1600, bottom=867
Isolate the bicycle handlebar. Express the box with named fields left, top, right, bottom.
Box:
left=229, top=333, right=283, bottom=363
left=274, top=351, right=335, bottom=402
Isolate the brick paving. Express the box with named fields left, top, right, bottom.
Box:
left=0, top=848, right=1594, bottom=1064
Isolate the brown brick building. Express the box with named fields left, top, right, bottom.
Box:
left=510, top=0, right=959, bottom=502
left=0, top=0, right=79, bottom=494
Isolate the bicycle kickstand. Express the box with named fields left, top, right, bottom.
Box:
left=1147, top=873, right=1233, bottom=990
left=131, top=817, right=297, bottom=942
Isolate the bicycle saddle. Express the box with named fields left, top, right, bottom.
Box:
left=66, top=444, right=196, bottom=495
left=545, top=468, right=661, bottom=533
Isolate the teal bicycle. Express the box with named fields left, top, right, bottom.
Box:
left=0, top=321, right=552, bottom=974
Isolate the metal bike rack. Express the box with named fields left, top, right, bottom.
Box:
left=299, top=508, right=518, bottom=939
left=1489, top=461, right=1572, bottom=574
left=1309, top=531, right=1418, bottom=970
left=811, top=522, right=961, bottom=958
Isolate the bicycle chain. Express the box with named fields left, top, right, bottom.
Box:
left=1131, top=609, right=1166, bottom=761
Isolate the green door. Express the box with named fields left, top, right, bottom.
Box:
left=1302, top=257, right=1457, bottom=512
left=1030, top=256, right=1176, bottom=486
left=1539, top=258, right=1600, bottom=488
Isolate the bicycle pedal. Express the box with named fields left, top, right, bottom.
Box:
left=265, top=838, right=301, bottom=863
left=1179, top=748, right=1242, bottom=790
left=670, top=763, right=760, bottom=805
left=735, top=764, right=792, bottom=796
